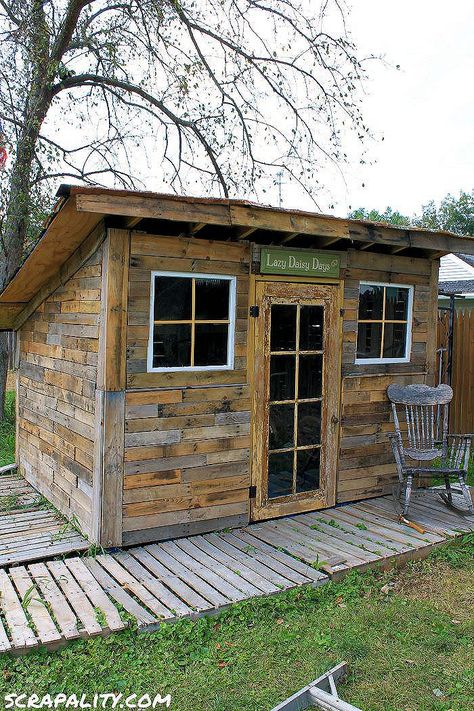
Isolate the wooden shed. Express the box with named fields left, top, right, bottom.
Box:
left=2, top=186, right=474, bottom=548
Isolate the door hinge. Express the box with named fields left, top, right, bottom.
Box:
left=340, top=308, right=345, bottom=317
left=249, top=305, right=260, bottom=318
left=249, top=485, right=257, bottom=499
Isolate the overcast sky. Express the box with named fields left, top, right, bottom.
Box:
left=319, top=0, right=474, bottom=218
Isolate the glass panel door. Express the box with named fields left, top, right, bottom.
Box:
left=268, top=303, right=324, bottom=499
left=251, top=281, right=340, bottom=521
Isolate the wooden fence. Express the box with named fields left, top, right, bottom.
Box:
left=437, top=308, right=474, bottom=433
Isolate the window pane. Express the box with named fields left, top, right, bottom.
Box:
left=269, top=404, right=294, bottom=450
left=268, top=451, right=294, bottom=499
left=383, top=323, right=408, bottom=359
left=154, top=276, right=192, bottom=321
left=153, top=324, right=191, bottom=368
left=358, top=284, right=384, bottom=320
left=270, top=355, right=295, bottom=401
left=385, top=287, right=409, bottom=321
left=296, top=448, right=320, bottom=493
left=357, top=322, right=382, bottom=359
left=297, top=401, right=321, bottom=446
left=194, top=324, right=228, bottom=366
left=299, top=354, right=323, bottom=399
left=195, top=278, right=230, bottom=320
left=300, top=305, right=324, bottom=351
left=270, top=305, right=297, bottom=351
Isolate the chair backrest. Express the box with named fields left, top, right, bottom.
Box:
left=387, top=383, right=453, bottom=460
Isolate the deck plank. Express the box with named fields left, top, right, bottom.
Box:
left=146, top=543, right=230, bottom=608
left=83, top=558, right=157, bottom=626
left=64, top=558, right=125, bottom=633
left=28, top=562, right=80, bottom=640
left=129, top=547, right=210, bottom=612
left=113, top=551, right=193, bottom=617
left=9, top=566, right=62, bottom=646
left=46, top=560, right=103, bottom=636
left=0, top=569, right=37, bottom=649
left=94, top=554, right=174, bottom=620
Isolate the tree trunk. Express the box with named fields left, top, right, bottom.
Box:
left=0, top=133, right=41, bottom=421
left=0, top=333, right=8, bottom=421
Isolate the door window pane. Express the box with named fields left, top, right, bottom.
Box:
left=296, top=448, right=320, bottom=493
left=268, top=451, right=294, bottom=499
left=298, top=401, right=321, bottom=446
left=385, top=287, right=409, bottom=321
left=299, top=354, right=323, bottom=399
left=195, top=278, right=230, bottom=320
left=356, top=322, right=382, bottom=360
left=153, top=324, right=191, bottom=368
left=270, top=355, right=295, bottom=401
left=194, top=324, right=228, bottom=366
left=154, top=276, right=192, bottom=321
left=270, top=305, right=297, bottom=351
left=383, top=323, right=407, bottom=359
left=269, top=404, right=295, bottom=450
left=358, top=284, right=384, bottom=320
left=300, top=305, right=324, bottom=351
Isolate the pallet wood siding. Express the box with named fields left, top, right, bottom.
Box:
left=17, top=247, right=103, bottom=537
left=123, top=233, right=251, bottom=543
left=337, top=251, right=438, bottom=502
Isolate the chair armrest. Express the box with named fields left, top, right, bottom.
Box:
left=445, top=434, right=472, bottom=470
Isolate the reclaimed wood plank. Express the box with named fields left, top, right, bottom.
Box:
left=233, top=530, right=328, bottom=583
left=223, top=532, right=314, bottom=586
left=184, top=536, right=276, bottom=594
left=0, top=569, right=38, bottom=648
left=28, top=563, right=80, bottom=640
left=83, top=558, right=157, bottom=627
left=202, top=534, right=291, bottom=590
left=64, top=558, right=125, bottom=632
left=94, top=555, right=173, bottom=620
left=113, top=551, right=193, bottom=616
left=129, top=547, right=210, bottom=612
left=9, top=566, right=62, bottom=645
left=163, top=539, right=247, bottom=602
left=147, top=543, right=230, bottom=608
left=46, top=560, right=103, bottom=635
left=274, top=518, right=375, bottom=565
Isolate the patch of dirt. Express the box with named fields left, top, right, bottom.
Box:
left=394, top=560, right=474, bottom=622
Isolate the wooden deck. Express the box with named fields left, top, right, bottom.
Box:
left=0, top=469, right=89, bottom=567
left=0, top=488, right=472, bottom=655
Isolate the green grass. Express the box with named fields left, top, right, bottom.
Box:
left=0, top=391, right=15, bottom=468
left=0, top=537, right=473, bottom=711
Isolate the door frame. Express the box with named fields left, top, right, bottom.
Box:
left=249, top=276, right=343, bottom=522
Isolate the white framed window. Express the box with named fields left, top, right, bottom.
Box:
left=355, top=282, right=414, bottom=364
left=147, top=271, right=236, bottom=372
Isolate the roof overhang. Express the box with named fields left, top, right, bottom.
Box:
left=2, top=185, right=474, bottom=328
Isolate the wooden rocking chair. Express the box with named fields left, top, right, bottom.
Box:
left=387, top=383, right=474, bottom=517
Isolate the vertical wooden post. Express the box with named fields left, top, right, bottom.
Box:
left=93, top=228, right=130, bottom=547
left=426, top=259, right=440, bottom=387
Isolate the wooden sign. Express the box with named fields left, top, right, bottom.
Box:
left=260, top=247, right=340, bottom=278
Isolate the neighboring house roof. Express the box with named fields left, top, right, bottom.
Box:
left=439, top=253, right=474, bottom=282
left=439, top=279, right=474, bottom=296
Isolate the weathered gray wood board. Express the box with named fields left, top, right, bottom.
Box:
left=0, top=471, right=89, bottom=567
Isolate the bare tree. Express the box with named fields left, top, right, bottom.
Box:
left=0, top=0, right=372, bottom=416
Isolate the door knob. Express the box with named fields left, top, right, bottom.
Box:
left=331, top=415, right=340, bottom=425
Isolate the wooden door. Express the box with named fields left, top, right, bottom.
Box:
left=251, top=281, right=341, bottom=521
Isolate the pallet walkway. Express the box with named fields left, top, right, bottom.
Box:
left=0, top=489, right=472, bottom=655
left=0, top=467, right=89, bottom=567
